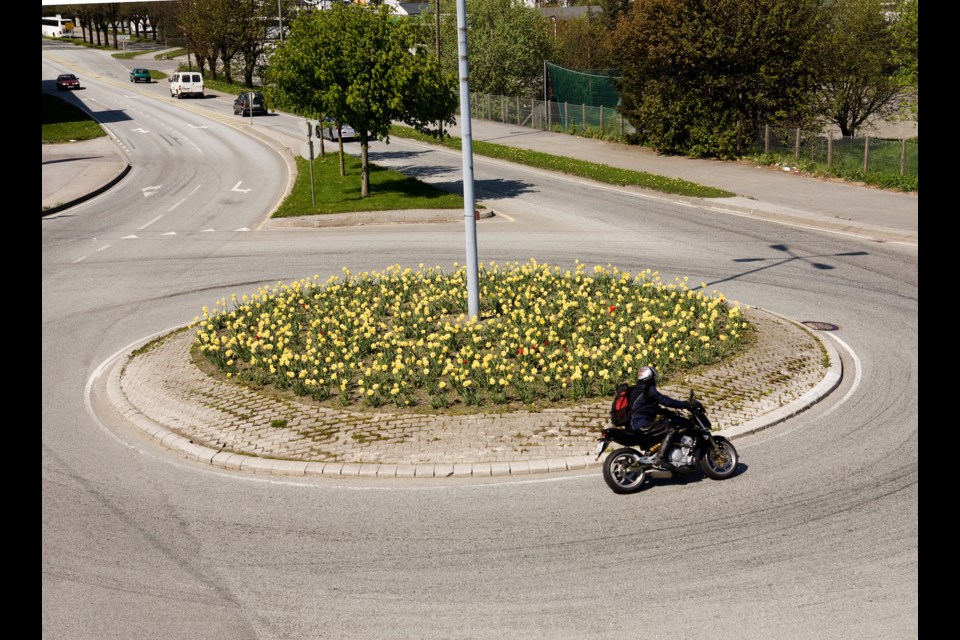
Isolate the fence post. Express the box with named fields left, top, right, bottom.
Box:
left=620, top=113, right=623, bottom=137
left=564, top=102, right=568, bottom=131
left=764, top=125, right=769, bottom=155
left=794, top=128, right=801, bottom=160
left=582, top=103, right=586, bottom=131
left=900, top=139, right=906, bottom=176
left=516, top=96, right=521, bottom=126
left=600, top=106, right=604, bottom=134
left=501, top=95, right=506, bottom=123
left=863, top=136, right=870, bottom=173
left=827, top=132, right=833, bottom=168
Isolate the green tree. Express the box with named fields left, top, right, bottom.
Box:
left=891, top=0, right=918, bottom=121
left=597, top=0, right=631, bottom=31
left=817, top=0, right=906, bottom=137
left=551, top=8, right=613, bottom=71
left=422, top=0, right=553, bottom=97
left=613, top=0, right=822, bottom=158
left=235, top=0, right=269, bottom=87
left=267, top=5, right=457, bottom=197
left=175, top=0, right=216, bottom=76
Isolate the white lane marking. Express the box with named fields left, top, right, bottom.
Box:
left=161, top=231, right=176, bottom=236
left=820, top=332, right=862, bottom=418
left=169, top=186, right=200, bottom=212
left=97, top=244, right=112, bottom=252
left=73, top=256, right=87, bottom=263
left=85, top=334, right=174, bottom=450
left=234, top=227, right=251, bottom=232
left=184, top=469, right=599, bottom=492
left=188, top=124, right=208, bottom=129
left=133, top=127, right=150, bottom=134
left=231, top=181, right=252, bottom=194
left=496, top=212, right=516, bottom=222
left=737, top=330, right=861, bottom=450
left=201, top=228, right=216, bottom=233
left=138, top=215, right=163, bottom=230
left=142, top=185, right=161, bottom=197
left=122, top=235, right=138, bottom=239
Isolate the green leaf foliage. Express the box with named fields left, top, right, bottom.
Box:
left=817, top=0, right=906, bottom=136
left=266, top=5, right=457, bottom=196
left=890, top=0, right=918, bottom=121
left=614, top=0, right=822, bottom=158
left=423, top=0, right=553, bottom=97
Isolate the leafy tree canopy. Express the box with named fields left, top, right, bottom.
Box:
left=613, top=0, right=822, bottom=158
left=267, top=5, right=457, bottom=196
left=422, top=0, right=553, bottom=97
left=817, top=0, right=907, bottom=137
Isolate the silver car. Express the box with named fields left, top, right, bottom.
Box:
left=323, top=120, right=355, bottom=142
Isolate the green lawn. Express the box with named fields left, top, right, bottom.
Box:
left=389, top=125, right=734, bottom=199
left=273, top=153, right=464, bottom=217
left=42, top=92, right=105, bottom=143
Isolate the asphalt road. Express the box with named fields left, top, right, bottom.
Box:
left=42, top=41, right=918, bottom=639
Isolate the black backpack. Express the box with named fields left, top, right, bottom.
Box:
left=610, top=383, right=635, bottom=426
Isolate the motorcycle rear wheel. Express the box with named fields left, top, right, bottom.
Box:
left=602, top=448, right=647, bottom=494
left=699, top=438, right=739, bottom=479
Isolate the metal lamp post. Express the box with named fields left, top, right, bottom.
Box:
left=455, top=0, right=479, bottom=320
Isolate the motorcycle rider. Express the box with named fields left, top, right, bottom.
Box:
left=630, top=365, right=691, bottom=470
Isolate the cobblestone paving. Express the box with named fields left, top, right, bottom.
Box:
left=119, top=308, right=827, bottom=466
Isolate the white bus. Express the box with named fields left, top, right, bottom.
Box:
left=42, top=15, right=75, bottom=38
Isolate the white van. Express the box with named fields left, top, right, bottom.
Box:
left=169, top=71, right=204, bottom=99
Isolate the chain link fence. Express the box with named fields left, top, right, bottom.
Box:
left=753, top=125, right=918, bottom=177
left=468, top=92, right=635, bottom=139
left=467, top=91, right=917, bottom=179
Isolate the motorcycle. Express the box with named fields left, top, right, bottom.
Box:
left=594, top=392, right=739, bottom=494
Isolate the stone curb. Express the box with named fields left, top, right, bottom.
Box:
left=264, top=208, right=496, bottom=228
left=103, top=309, right=843, bottom=479
left=700, top=197, right=918, bottom=245
left=718, top=308, right=842, bottom=440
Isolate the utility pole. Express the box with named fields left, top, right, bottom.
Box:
left=455, top=0, right=479, bottom=319
left=277, top=0, right=284, bottom=43
left=436, top=0, right=442, bottom=136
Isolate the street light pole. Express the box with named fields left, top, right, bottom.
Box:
left=277, top=0, right=284, bottom=43
left=455, top=0, right=479, bottom=319
left=436, top=0, right=443, bottom=136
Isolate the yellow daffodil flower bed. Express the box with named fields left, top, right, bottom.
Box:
left=193, top=260, right=750, bottom=411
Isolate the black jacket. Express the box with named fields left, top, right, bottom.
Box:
left=629, top=381, right=687, bottom=430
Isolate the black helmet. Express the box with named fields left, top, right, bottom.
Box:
left=637, top=365, right=657, bottom=383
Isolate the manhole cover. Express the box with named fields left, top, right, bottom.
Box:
left=802, top=321, right=840, bottom=331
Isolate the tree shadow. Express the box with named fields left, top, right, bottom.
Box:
left=86, top=108, right=134, bottom=125
left=366, top=150, right=536, bottom=198
left=430, top=177, right=537, bottom=200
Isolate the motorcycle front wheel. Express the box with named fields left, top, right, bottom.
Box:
left=699, top=438, right=739, bottom=479
left=602, top=448, right=647, bottom=494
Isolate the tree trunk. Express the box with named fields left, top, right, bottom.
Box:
left=361, top=139, right=369, bottom=198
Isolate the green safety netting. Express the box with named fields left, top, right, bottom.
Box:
left=546, top=62, right=621, bottom=108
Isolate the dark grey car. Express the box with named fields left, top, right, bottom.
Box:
left=233, top=91, right=266, bottom=116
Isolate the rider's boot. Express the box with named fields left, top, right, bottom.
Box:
left=653, top=431, right=677, bottom=470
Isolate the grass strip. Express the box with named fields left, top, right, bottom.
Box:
left=389, top=124, right=734, bottom=199
left=273, top=153, right=464, bottom=217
